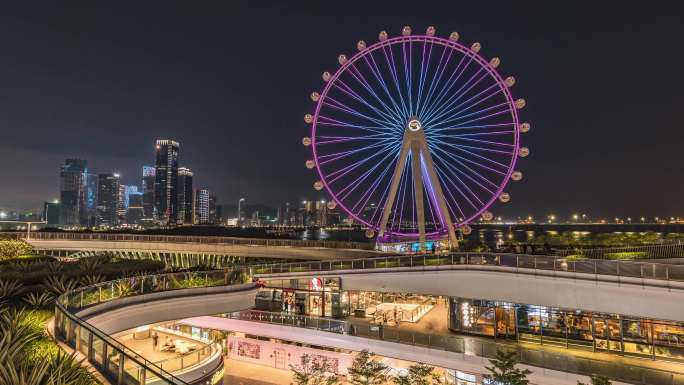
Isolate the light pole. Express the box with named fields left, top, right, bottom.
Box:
left=237, top=198, right=245, bottom=227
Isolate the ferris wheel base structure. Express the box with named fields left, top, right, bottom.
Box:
left=377, top=118, right=458, bottom=249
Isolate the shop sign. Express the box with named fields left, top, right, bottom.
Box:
left=310, top=277, right=323, bottom=291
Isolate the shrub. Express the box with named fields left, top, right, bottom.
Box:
left=0, top=239, right=35, bottom=260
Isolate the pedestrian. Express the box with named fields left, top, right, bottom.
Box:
left=152, top=332, right=158, bottom=350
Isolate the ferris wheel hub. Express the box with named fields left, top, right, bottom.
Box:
left=407, top=118, right=422, bottom=132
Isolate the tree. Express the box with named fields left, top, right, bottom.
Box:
left=290, top=354, right=339, bottom=385
left=348, top=350, right=388, bottom=385
left=393, top=363, right=443, bottom=385
left=483, top=350, right=531, bottom=385
left=578, top=375, right=612, bottom=385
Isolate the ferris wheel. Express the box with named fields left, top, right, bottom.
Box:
left=302, top=26, right=530, bottom=247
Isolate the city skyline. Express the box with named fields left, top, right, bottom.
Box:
left=0, top=2, right=682, bottom=219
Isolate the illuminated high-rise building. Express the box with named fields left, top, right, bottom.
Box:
left=59, top=158, right=88, bottom=227
left=142, top=166, right=155, bottom=219
left=154, top=139, right=180, bottom=225
left=177, top=167, right=194, bottom=224
left=96, top=173, right=119, bottom=227
left=194, top=188, right=210, bottom=224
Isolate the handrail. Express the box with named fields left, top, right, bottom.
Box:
left=54, top=269, right=243, bottom=385
left=2, top=231, right=375, bottom=250
left=249, top=252, right=684, bottom=283
left=218, top=309, right=684, bottom=385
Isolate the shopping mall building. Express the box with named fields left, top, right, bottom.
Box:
left=54, top=253, right=684, bottom=385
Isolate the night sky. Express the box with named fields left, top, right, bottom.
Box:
left=0, top=1, right=682, bottom=218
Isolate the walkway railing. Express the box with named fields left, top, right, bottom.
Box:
left=4, top=231, right=375, bottom=250
left=250, top=252, right=684, bottom=283
left=54, top=270, right=242, bottom=385
left=220, top=310, right=684, bottom=385
left=556, top=242, right=684, bottom=260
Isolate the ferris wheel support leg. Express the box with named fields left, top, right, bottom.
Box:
left=411, top=142, right=427, bottom=250
left=419, top=142, right=459, bottom=249
left=378, top=140, right=411, bottom=239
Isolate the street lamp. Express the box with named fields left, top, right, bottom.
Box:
left=237, top=198, right=245, bottom=227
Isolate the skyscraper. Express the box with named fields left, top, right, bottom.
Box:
left=126, top=191, right=144, bottom=225
left=96, top=173, right=119, bottom=227
left=194, top=188, right=209, bottom=224
left=59, top=159, right=88, bottom=227
left=209, top=194, right=217, bottom=224
left=177, top=167, right=193, bottom=225
left=85, top=173, right=99, bottom=227
left=142, top=166, right=155, bottom=219
left=154, top=140, right=180, bottom=225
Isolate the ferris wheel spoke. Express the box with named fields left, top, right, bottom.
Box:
left=430, top=130, right=515, bottom=140
left=432, top=145, right=501, bottom=190
left=338, top=146, right=400, bottom=201
left=349, top=155, right=394, bottom=214
left=440, top=171, right=467, bottom=222
left=318, top=138, right=397, bottom=165
left=325, top=142, right=399, bottom=183
left=402, top=40, right=414, bottom=115
left=435, top=164, right=481, bottom=211
left=426, top=87, right=505, bottom=129
left=414, top=37, right=435, bottom=119
left=433, top=140, right=512, bottom=171
left=322, top=96, right=396, bottom=128
left=424, top=81, right=501, bottom=126
left=362, top=53, right=407, bottom=121
left=430, top=106, right=512, bottom=131
left=316, top=133, right=394, bottom=146
left=317, top=116, right=390, bottom=135
left=431, top=141, right=507, bottom=176
left=418, top=43, right=453, bottom=118
left=434, top=154, right=497, bottom=195
left=381, top=43, right=410, bottom=118
left=332, top=76, right=402, bottom=125
left=345, top=63, right=405, bottom=124
left=390, top=157, right=411, bottom=231
left=430, top=122, right=515, bottom=133
left=420, top=51, right=474, bottom=121
left=423, top=67, right=489, bottom=124
left=447, top=142, right=515, bottom=157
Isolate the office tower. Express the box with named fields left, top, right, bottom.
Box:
left=209, top=195, right=217, bottom=224
left=315, top=200, right=328, bottom=226
left=126, top=191, right=144, bottom=225
left=59, top=159, right=88, bottom=227
left=85, top=173, right=99, bottom=227
left=117, top=184, right=128, bottom=223
left=194, top=188, right=209, bottom=224
left=177, top=167, right=194, bottom=225
left=154, top=139, right=180, bottom=225
left=96, top=173, right=120, bottom=227
left=42, top=201, right=61, bottom=225
left=142, top=166, right=155, bottom=219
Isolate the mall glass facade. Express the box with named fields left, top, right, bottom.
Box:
left=448, top=297, right=684, bottom=361
left=255, top=277, right=346, bottom=318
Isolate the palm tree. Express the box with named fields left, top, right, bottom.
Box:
left=393, top=364, right=442, bottom=385
left=290, top=354, right=340, bottom=385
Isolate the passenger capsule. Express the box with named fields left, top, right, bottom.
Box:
left=511, top=171, right=523, bottom=181
left=490, top=57, right=500, bottom=68
left=379, top=30, right=388, bottom=41
left=402, top=26, right=412, bottom=36
left=519, top=147, right=530, bottom=157
left=515, top=98, right=526, bottom=109
left=520, top=122, right=531, bottom=133
left=471, top=42, right=481, bottom=53
left=482, top=211, right=494, bottom=221
left=304, top=114, right=313, bottom=124
left=357, top=40, right=367, bottom=51
left=302, top=137, right=311, bottom=146
left=314, top=181, right=324, bottom=191
left=327, top=201, right=337, bottom=210
left=310, top=92, right=320, bottom=102
left=505, top=76, right=516, bottom=87
left=426, top=26, right=436, bottom=36
left=499, top=192, right=511, bottom=203
left=322, top=71, right=331, bottom=82
left=305, top=160, right=315, bottom=169
left=461, top=225, right=472, bottom=235
left=449, top=32, right=460, bottom=41
left=365, top=229, right=376, bottom=238
left=338, top=54, right=348, bottom=65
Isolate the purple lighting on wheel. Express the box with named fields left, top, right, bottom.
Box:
left=307, top=29, right=526, bottom=240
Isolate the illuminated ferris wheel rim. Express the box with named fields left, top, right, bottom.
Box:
left=306, top=28, right=529, bottom=239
